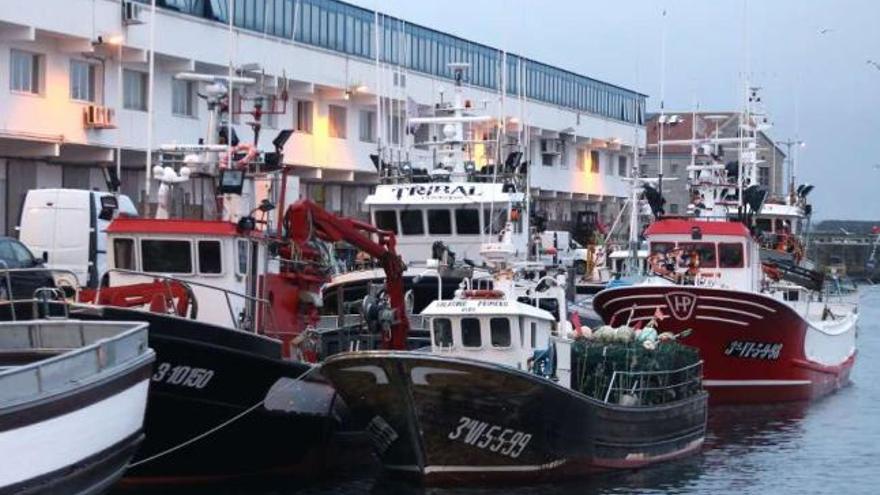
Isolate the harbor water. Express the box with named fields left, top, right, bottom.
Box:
left=116, top=287, right=878, bottom=495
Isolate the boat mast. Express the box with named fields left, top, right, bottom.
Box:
left=657, top=8, right=667, bottom=208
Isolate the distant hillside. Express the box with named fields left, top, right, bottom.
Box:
left=812, top=220, right=880, bottom=234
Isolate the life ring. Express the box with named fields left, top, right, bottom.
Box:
left=220, top=143, right=258, bottom=169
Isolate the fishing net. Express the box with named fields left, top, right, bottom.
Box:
left=571, top=339, right=702, bottom=406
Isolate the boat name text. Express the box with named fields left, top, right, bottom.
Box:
left=448, top=416, right=531, bottom=459
left=393, top=184, right=478, bottom=200
left=152, top=362, right=215, bottom=389
left=724, top=341, right=783, bottom=360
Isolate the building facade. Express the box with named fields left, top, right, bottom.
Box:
left=0, top=0, right=646, bottom=235
left=641, top=112, right=786, bottom=216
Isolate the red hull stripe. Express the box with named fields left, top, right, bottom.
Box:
left=108, top=218, right=240, bottom=236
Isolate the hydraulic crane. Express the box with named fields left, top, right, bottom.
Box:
left=261, top=199, right=410, bottom=355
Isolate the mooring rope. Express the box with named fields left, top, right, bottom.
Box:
left=128, top=366, right=319, bottom=468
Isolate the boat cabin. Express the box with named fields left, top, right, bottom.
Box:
left=644, top=218, right=760, bottom=291
left=105, top=217, right=268, bottom=329
left=365, top=182, right=526, bottom=265
left=422, top=295, right=557, bottom=372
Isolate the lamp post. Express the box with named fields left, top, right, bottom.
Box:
left=106, top=35, right=125, bottom=192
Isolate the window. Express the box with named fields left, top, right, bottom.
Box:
left=374, top=210, right=398, bottom=233
left=490, top=318, right=511, bottom=347
left=577, top=148, right=586, bottom=171
left=483, top=208, right=507, bottom=235
left=70, top=60, right=97, bottom=102
left=719, top=243, right=745, bottom=268
left=113, top=238, right=135, bottom=270
left=123, top=69, right=148, bottom=111
left=10, top=49, right=42, bottom=94
left=197, top=240, right=222, bottom=274
left=455, top=209, right=480, bottom=235
left=758, top=165, right=770, bottom=187
left=400, top=210, right=424, bottom=235
left=678, top=242, right=717, bottom=268
left=541, top=154, right=554, bottom=167
left=359, top=110, right=376, bottom=142
left=433, top=318, right=453, bottom=347
left=141, top=240, right=192, bottom=273
left=590, top=150, right=600, bottom=173
left=172, top=78, right=196, bottom=117
left=650, top=242, right=676, bottom=255
left=461, top=318, right=482, bottom=347
left=294, top=100, right=313, bottom=133
left=427, top=209, right=451, bottom=235
left=328, top=105, right=347, bottom=138
left=236, top=239, right=248, bottom=276
left=4, top=240, right=35, bottom=267
left=530, top=321, right=537, bottom=349
left=618, top=156, right=628, bottom=176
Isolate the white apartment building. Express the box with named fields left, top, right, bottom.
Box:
left=0, top=0, right=646, bottom=235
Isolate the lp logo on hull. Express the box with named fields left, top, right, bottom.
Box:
left=665, top=292, right=697, bottom=320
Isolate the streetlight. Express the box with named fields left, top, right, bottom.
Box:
left=101, top=34, right=125, bottom=192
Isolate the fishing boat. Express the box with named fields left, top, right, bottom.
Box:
left=592, top=87, right=857, bottom=404
left=321, top=234, right=707, bottom=484
left=4, top=71, right=343, bottom=483
left=0, top=317, right=153, bottom=494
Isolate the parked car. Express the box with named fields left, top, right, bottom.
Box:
left=0, top=236, right=55, bottom=300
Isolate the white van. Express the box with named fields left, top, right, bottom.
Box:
left=18, top=189, right=138, bottom=289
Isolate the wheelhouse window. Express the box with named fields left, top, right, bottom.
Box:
left=530, top=321, right=538, bottom=349
left=197, top=240, right=222, bottom=274
left=236, top=239, right=249, bottom=275
left=433, top=318, right=453, bottom=347
left=455, top=209, right=480, bottom=235
left=141, top=240, right=192, bottom=273
left=719, top=243, right=745, bottom=268
left=490, top=318, right=511, bottom=347
left=427, top=209, right=452, bottom=235
left=483, top=208, right=507, bottom=235
left=461, top=318, right=482, bottom=348
left=374, top=210, right=398, bottom=234
left=678, top=242, right=717, bottom=268
left=650, top=242, right=676, bottom=255
left=113, top=238, right=135, bottom=270
left=400, top=210, right=424, bottom=235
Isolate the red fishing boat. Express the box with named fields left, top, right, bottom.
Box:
left=594, top=88, right=857, bottom=404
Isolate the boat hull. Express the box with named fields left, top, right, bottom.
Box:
left=592, top=286, right=857, bottom=403
left=321, top=352, right=706, bottom=484
left=0, top=360, right=151, bottom=494
left=0, top=303, right=338, bottom=484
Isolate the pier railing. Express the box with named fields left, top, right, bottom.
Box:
left=602, top=360, right=704, bottom=406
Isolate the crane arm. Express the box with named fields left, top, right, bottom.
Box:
left=282, top=199, right=410, bottom=350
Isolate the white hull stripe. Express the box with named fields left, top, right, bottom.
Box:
left=601, top=294, right=664, bottom=309
left=0, top=380, right=149, bottom=487
left=699, top=305, right=763, bottom=320
left=386, top=460, right=567, bottom=474
left=698, top=295, right=777, bottom=313
left=610, top=304, right=664, bottom=321
left=695, top=315, right=749, bottom=327
left=703, top=379, right=811, bottom=387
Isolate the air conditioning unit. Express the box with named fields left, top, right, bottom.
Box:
left=540, top=138, right=560, bottom=155
left=122, top=0, right=145, bottom=25
left=83, top=105, right=116, bottom=129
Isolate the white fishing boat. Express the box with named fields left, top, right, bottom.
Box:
left=0, top=317, right=154, bottom=494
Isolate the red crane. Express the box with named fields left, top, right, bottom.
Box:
left=260, top=199, right=410, bottom=356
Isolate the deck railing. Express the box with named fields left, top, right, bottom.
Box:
left=602, top=360, right=704, bottom=406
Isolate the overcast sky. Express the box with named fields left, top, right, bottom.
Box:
left=354, top=0, right=880, bottom=221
